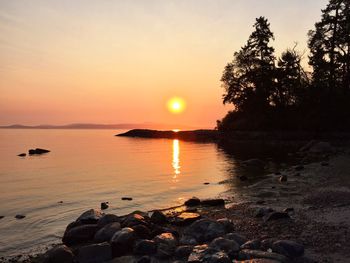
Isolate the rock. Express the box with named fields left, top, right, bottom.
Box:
left=239, top=175, right=248, bottom=181
left=279, top=175, right=287, bottom=182
left=294, top=165, right=304, bottom=171
left=308, top=141, right=332, bottom=153
left=224, top=233, right=248, bottom=246
left=184, top=219, right=227, bottom=243
left=133, top=239, right=157, bottom=255
left=201, top=199, right=225, bottom=206
left=205, top=251, right=231, bottom=263
left=42, top=245, right=74, bottom=263
left=260, top=238, right=278, bottom=251
left=255, top=207, right=273, bottom=218
left=28, top=148, right=50, bottom=155
left=239, top=249, right=289, bottom=263
left=180, top=235, right=198, bottom=245
left=0, top=216, right=4, bottom=220
left=76, top=242, right=112, bottom=263
left=150, top=210, right=167, bottom=224
left=137, top=256, right=151, bottom=263
left=264, top=212, right=290, bottom=222
left=241, top=239, right=261, bottom=250
left=132, top=224, right=152, bottom=239
left=15, top=214, right=25, bottom=219
left=272, top=240, right=304, bottom=258
left=76, top=209, right=103, bottom=224
left=283, top=208, right=294, bottom=213
left=97, top=214, right=120, bottom=228
left=188, top=244, right=210, bottom=262
left=174, top=245, right=194, bottom=260
left=101, top=202, right=109, bottom=210
left=94, top=222, right=121, bottom=242
left=321, top=161, right=329, bottom=166
left=63, top=224, right=99, bottom=246
left=274, top=172, right=281, bottom=175
left=209, top=237, right=240, bottom=253
left=109, top=256, right=137, bottom=263
left=233, top=260, right=281, bottom=263
left=18, top=153, right=26, bottom=157
left=204, top=182, right=210, bottom=185
left=184, top=197, right=201, bottom=207
left=121, top=197, right=133, bottom=201
left=153, top=232, right=177, bottom=258
left=217, top=218, right=235, bottom=232
left=111, top=227, right=136, bottom=257
left=122, top=213, right=147, bottom=228
left=173, top=212, right=201, bottom=226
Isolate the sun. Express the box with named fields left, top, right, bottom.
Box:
left=167, top=97, right=186, bottom=114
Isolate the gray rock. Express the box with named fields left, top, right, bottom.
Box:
left=62, top=224, right=99, bottom=246
left=94, top=222, right=121, bottom=242
left=150, top=210, right=167, bottom=224
left=255, top=207, right=273, bottom=218
left=239, top=249, right=289, bottom=263
left=272, top=240, right=304, bottom=258
left=76, top=209, right=103, bottom=224
left=111, top=227, right=136, bottom=256
left=174, top=245, right=194, bottom=260
left=184, top=219, right=227, bottom=242
left=153, top=232, right=177, bottom=258
left=185, top=197, right=201, bottom=207
left=241, top=239, right=261, bottom=250
left=97, top=214, right=120, bottom=228
left=264, top=212, right=290, bottom=222
left=133, top=239, right=157, bottom=255
left=42, top=245, right=74, bottom=263
left=224, top=233, right=248, bottom=246
left=217, top=218, right=234, bottom=232
left=76, top=242, right=112, bottom=263
left=209, top=237, right=240, bottom=253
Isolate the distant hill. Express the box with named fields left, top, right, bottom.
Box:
left=0, top=123, right=204, bottom=130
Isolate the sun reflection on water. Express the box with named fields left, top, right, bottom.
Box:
left=172, top=139, right=181, bottom=182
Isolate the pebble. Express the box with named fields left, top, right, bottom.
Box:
left=15, top=215, right=25, bottom=219
left=121, top=197, right=133, bottom=201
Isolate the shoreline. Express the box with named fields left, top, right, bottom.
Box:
left=4, top=140, right=350, bottom=263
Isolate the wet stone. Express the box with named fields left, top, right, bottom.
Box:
left=63, top=224, right=99, bottom=246
left=110, top=227, right=136, bottom=257
left=173, top=212, right=201, bottom=226
left=150, top=210, right=168, bottom=224
left=18, top=153, right=26, bottom=157
left=133, top=224, right=152, bottom=239
left=185, top=197, right=201, bottom=207
left=153, top=232, right=177, bottom=258
left=76, top=209, right=103, bottom=224
left=97, top=214, right=120, bottom=228
left=94, top=222, right=121, bottom=243
left=184, top=219, right=227, bottom=243
left=101, top=202, right=109, bottom=210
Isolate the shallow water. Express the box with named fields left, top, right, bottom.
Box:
left=0, top=129, right=242, bottom=257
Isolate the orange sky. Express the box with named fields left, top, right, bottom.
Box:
left=0, top=0, right=328, bottom=128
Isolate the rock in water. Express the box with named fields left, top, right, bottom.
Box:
left=101, top=202, right=109, bottom=210
left=94, top=222, right=121, bottom=243
left=28, top=148, right=50, bottom=155
left=184, top=197, right=201, bottom=207
left=42, top=245, right=74, bottom=263
left=76, top=209, right=103, bottom=224
left=97, top=214, right=120, bottom=228
left=15, top=214, right=25, bottom=219
left=62, top=224, right=99, bottom=246
left=76, top=242, right=112, bottom=263
left=111, top=227, right=136, bottom=256
left=121, top=197, right=133, bottom=201
left=17, top=153, right=26, bottom=157
left=272, top=240, right=304, bottom=258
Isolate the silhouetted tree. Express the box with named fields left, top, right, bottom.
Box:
left=221, top=17, right=276, bottom=113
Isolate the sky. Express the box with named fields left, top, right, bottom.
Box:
left=0, top=0, right=329, bottom=128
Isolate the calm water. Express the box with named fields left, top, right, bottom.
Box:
left=0, top=129, right=242, bottom=257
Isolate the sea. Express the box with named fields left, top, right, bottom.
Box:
left=0, top=129, right=245, bottom=257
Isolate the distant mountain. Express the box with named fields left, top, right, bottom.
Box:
left=0, top=123, right=204, bottom=130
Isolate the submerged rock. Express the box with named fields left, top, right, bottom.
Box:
left=76, top=242, right=112, bottom=263
left=101, top=202, right=109, bottom=210
left=15, top=214, right=25, bottom=219
left=17, top=153, right=26, bottom=157
left=42, top=245, right=74, bottom=263
left=121, top=197, right=133, bottom=201
left=185, top=197, right=201, bottom=207
left=28, top=148, right=50, bottom=155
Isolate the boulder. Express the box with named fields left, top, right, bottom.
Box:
left=174, top=245, right=194, bottom=260
left=133, top=239, right=157, bottom=255
left=173, top=212, right=201, bottom=226
left=185, top=197, right=201, bottom=207
left=153, top=232, right=177, bottom=258
left=62, top=224, right=99, bottom=246
left=238, top=249, right=289, bottom=263
left=42, top=245, right=74, bottom=263
left=94, top=222, right=121, bottom=243
left=184, top=219, right=227, bottom=243
left=122, top=213, right=147, bottom=228
left=209, top=237, right=240, bottom=253
left=111, top=227, right=136, bottom=256
left=241, top=239, right=261, bottom=250
left=272, top=240, right=304, bottom=258
left=150, top=210, right=167, bottom=224
left=133, top=224, right=152, bottom=239
left=76, top=242, right=112, bottom=263
left=224, top=233, right=248, bottom=246
left=97, top=214, right=120, bottom=228
left=201, top=199, right=225, bottom=207
left=76, top=209, right=103, bottom=224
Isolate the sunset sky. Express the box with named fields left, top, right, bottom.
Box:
left=0, top=0, right=328, bottom=128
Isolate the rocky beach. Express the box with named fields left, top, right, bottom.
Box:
left=3, top=138, right=350, bottom=263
